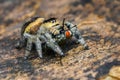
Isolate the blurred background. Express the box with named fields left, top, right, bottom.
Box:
left=0, top=0, right=120, bottom=35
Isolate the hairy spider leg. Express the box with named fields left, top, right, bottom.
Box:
left=44, top=33, right=65, bottom=57
left=25, top=37, right=32, bottom=59
left=16, top=36, right=26, bottom=49
left=35, top=37, right=43, bottom=58
left=65, top=22, right=89, bottom=50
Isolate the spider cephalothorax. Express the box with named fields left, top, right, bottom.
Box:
left=16, top=17, right=89, bottom=59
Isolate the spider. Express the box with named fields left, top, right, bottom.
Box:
left=16, top=17, right=89, bottom=59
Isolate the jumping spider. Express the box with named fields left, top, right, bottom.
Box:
left=16, top=16, right=89, bottom=59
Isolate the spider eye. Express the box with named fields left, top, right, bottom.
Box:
left=51, top=20, right=56, bottom=23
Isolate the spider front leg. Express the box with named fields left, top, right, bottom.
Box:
left=75, top=29, right=89, bottom=50
left=74, top=29, right=89, bottom=50
left=65, top=22, right=89, bottom=50
left=44, top=33, right=65, bottom=57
